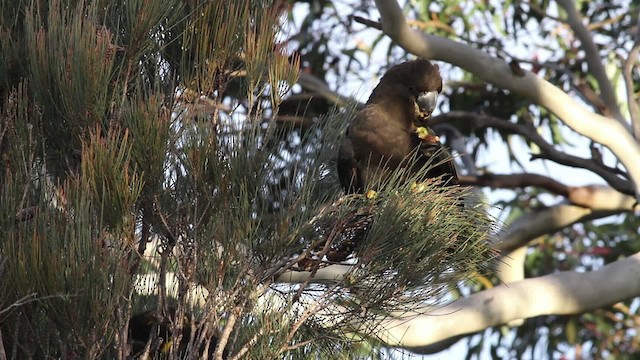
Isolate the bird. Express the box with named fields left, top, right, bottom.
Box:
left=320, top=59, right=460, bottom=264
left=128, top=308, right=224, bottom=359
left=337, top=58, right=458, bottom=194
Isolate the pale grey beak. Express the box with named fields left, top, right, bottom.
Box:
left=416, top=91, right=438, bottom=116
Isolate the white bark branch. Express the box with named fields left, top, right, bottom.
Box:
left=622, top=10, right=640, bottom=138
left=297, top=72, right=359, bottom=108
left=277, top=265, right=353, bottom=283
left=360, top=252, right=640, bottom=353
left=497, top=205, right=611, bottom=252
left=495, top=186, right=637, bottom=284
left=373, top=0, right=640, bottom=198
left=497, top=186, right=638, bottom=253
left=556, top=0, right=625, bottom=125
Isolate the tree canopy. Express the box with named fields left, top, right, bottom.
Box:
left=284, top=0, right=640, bottom=358
left=1, top=0, right=639, bottom=359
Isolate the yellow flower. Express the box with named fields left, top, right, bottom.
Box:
left=365, top=189, right=378, bottom=199
left=410, top=182, right=426, bottom=193
left=161, top=340, right=173, bottom=355
left=415, top=126, right=429, bottom=139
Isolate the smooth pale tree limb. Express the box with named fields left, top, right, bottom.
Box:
left=495, top=196, right=635, bottom=283
left=373, top=0, right=640, bottom=198
left=483, top=184, right=635, bottom=284
left=623, top=41, right=640, bottom=138
left=357, top=252, right=640, bottom=354
left=556, top=0, right=625, bottom=125
left=297, top=72, right=357, bottom=107
left=467, top=181, right=635, bottom=284
left=495, top=184, right=637, bottom=284
left=497, top=189, right=637, bottom=254
left=567, top=185, right=640, bottom=210
left=277, top=265, right=353, bottom=283
left=461, top=174, right=639, bottom=209
left=622, top=11, right=640, bottom=138
left=496, top=246, right=527, bottom=285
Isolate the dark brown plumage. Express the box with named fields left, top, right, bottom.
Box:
left=129, top=308, right=224, bottom=359
left=337, top=59, right=458, bottom=194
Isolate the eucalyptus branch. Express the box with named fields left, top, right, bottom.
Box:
left=623, top=45, right=640, bottom=138
left=0, top=293, right=38, bottom=318
left=567, top=184, right=640, bottom=210
left=494, top=186, right=638, bottom=284
left=588, top=13, right=627, bottom=31
left=277, top=265, right=353, bottom=283
left=297, top=72, right=359, bottom=108
left=216, top=307, right=240, bottom=360
left=623, top=11, right=640, bottom=138
left=462, top=174, right=638, bottom=210
left=496, top=199, right=636, bottom=253
left=521, top=0, right=564, bottom=23
left=372, top=0, right=640, bottom=198
left=431, top=111, right=635, bottom=195
left=574, top=80, right=608, bottom=114
left=352, top=251, right=640, bottom=353
left=353, top=15, right=458, bottom=36
left=495, top=205, right=615, bottom=284
left=496, top=246, right=528, bottom=286
left=459, top=173, right=569, bottom=195
left=556, top=0, right=625, bottom=124
left=352, top=16, right=381, bottom=30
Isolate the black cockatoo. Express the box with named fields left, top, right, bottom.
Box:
left=129, top=308, right=224, bottom=359
left=337, top=58, right=458, bottom=194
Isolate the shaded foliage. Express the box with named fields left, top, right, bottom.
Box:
left=0, top=0, right=495, bottom=359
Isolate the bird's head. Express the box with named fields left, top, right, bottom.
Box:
left=368, top=58, right=443, bottom=127
left=412, top=89, right=439, bottom=125
left=405, top=59, right=442, bottom=126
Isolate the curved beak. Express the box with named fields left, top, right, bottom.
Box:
left=416, top=91, right=439, bottom=116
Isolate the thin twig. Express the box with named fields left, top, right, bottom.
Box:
left=291, top=219, right=345, bottom=303
left=228, top=329, right=263, bottom=360
left=521, top=0, right=565, bottom=23
left=352, top=15, right=382, bottom=30
left=459, top=173, right=570, bottom=196
left=0, top=293, right=38, bottom=319
left=430, top=111, right=635, bottom=195
left=281, top=284, right=340, bottom=352
left=215, top=307, right=240, bottom=360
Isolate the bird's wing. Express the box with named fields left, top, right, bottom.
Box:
left=414, top=134, right=459, bottom=186
left=337, top=131, right=362, bottom=194
left=429, top=145, right=459, bottom=186
left=339, top=106, right=414, bottom=193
